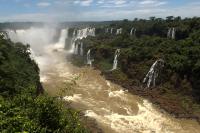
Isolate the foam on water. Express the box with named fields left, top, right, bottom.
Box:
left=63, top=94, right=82, bottom=102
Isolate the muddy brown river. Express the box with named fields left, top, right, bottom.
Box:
left=7, top=27, right=200, bottom=133
left=39, top=47, right=200, bottom=133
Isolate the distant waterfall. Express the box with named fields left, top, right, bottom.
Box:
left=70, top=27, right=95, bottom=54
left=167, top=28, right=176, bottom=39
left=80, top=42, right=83, bottom=56
left=73, top=29, right=76, bottom=37
left=116, top=28, right=122, bottom=35
left=172, top=28, right=176, bottom=39
left=87, top=49, right=93, bottom=67
left=111, top=28, right=113, bottom=34
left=111, top=49, right=120, bottom=70
left=74, top=43, right=79, bottom=55
left=143, top=59, right=164, bottom=88
left=54, top=29, right=68, bottom=50
left=130, top=28, right=136, bottom=36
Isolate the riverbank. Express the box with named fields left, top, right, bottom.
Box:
left=70, top=55, right=200, bottom=124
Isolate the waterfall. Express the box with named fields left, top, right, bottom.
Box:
left=143, top=59, right=164, bottom=88
left=80, top=42, right=83, bottom=56
left=130, top=28, right=136, bottom=36
left=116, top=28, right=122, bottom=35
left=167, top=28, right=175, bottom=39
left=111, top=28, right=113, bottom=34
left=54, top=29, right=68, bottom=50
left=111, top=49, right=120, bottom=70
left=70, top=28, right=95, bottom=54
left=130, top=28, right=134, bottom=36
left=73, top=29, right=76, bottom=37
left=87, top=49, right=93, bottom=67
left=74, top=43, right=79, bottom=55
left=167, top=28, right=171, bottom=38
left=172, top=28, right=176, bottom=39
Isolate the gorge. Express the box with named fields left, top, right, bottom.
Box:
left=2, top=19, right=200, bottom=132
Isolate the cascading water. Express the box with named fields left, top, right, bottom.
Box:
left=6, top=27, right=68, bottom=82
left=74, top=42, right=79, bottom=55
left=54, top=29, right=68, bottom=50
left=111, top=28, right=114, bottom=34
left=70, top=28, right=95, bottom=54
left=130, top=28, right=136, bottom=36
left=111, top=49, right=120, bottom=70
left=116, top=28, right=122, bottom=35
left=172, top=28, right=176, bottom=39
left=167, top=28, right=176, bottom=39
left=167, top=28, right=171, bottom=38
left=73, top=29, right=76, bottom=37
left=143, top=59, right=164, bottom=88
left=87, top=49, right=93, bottom=67
left=80, top=42, right=83, bottom=56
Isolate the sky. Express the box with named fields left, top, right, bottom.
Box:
left=0, top=0, right=200, bottom=22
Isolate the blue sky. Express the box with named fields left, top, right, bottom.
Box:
left=0, top=0, right=200, bottom=22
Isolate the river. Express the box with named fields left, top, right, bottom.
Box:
left=6, top=27, right=200, bottom=133
left=40, top=46, right=200, bottom=133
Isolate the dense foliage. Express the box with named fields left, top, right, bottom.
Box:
left=0, top=35, right=88, bottom=133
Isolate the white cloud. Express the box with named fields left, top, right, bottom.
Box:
left=37, top=2, right=51, bottom=7
left=139, top=0, right=167, bottom=7
left=139, top=0, right=156, bottom=5
left=0, top=0, right=200, bottom=22
left=74, top=0, right=93, bottom=6
left=97, top=0, right=129, bottom=8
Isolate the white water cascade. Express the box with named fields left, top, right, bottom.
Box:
left=87, top=49, right=93, bottom=67
left=111, top=28, right=114, bottom=34
left=130, top=28, right=136, bottom=36
left=54, top=29, right=68, bottom=50
left=74, top=43, right=79, bottom=55
left=167, top=28, right=176, bottom=39
left=111, top=49, right=120, bottom=71
left=5, top=27, right=69, bottom=82
left=116, top=28, right=122, bottom=35
left=80, top=42, right=83, bottom=56
left=143, top=59, right=164, bottom=88
left=70, top=28, right=95, bottom=54
left=172, top=28, right=176, bottom=39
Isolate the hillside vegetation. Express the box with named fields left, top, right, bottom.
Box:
left=0, top=35, right=88, bottom=133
